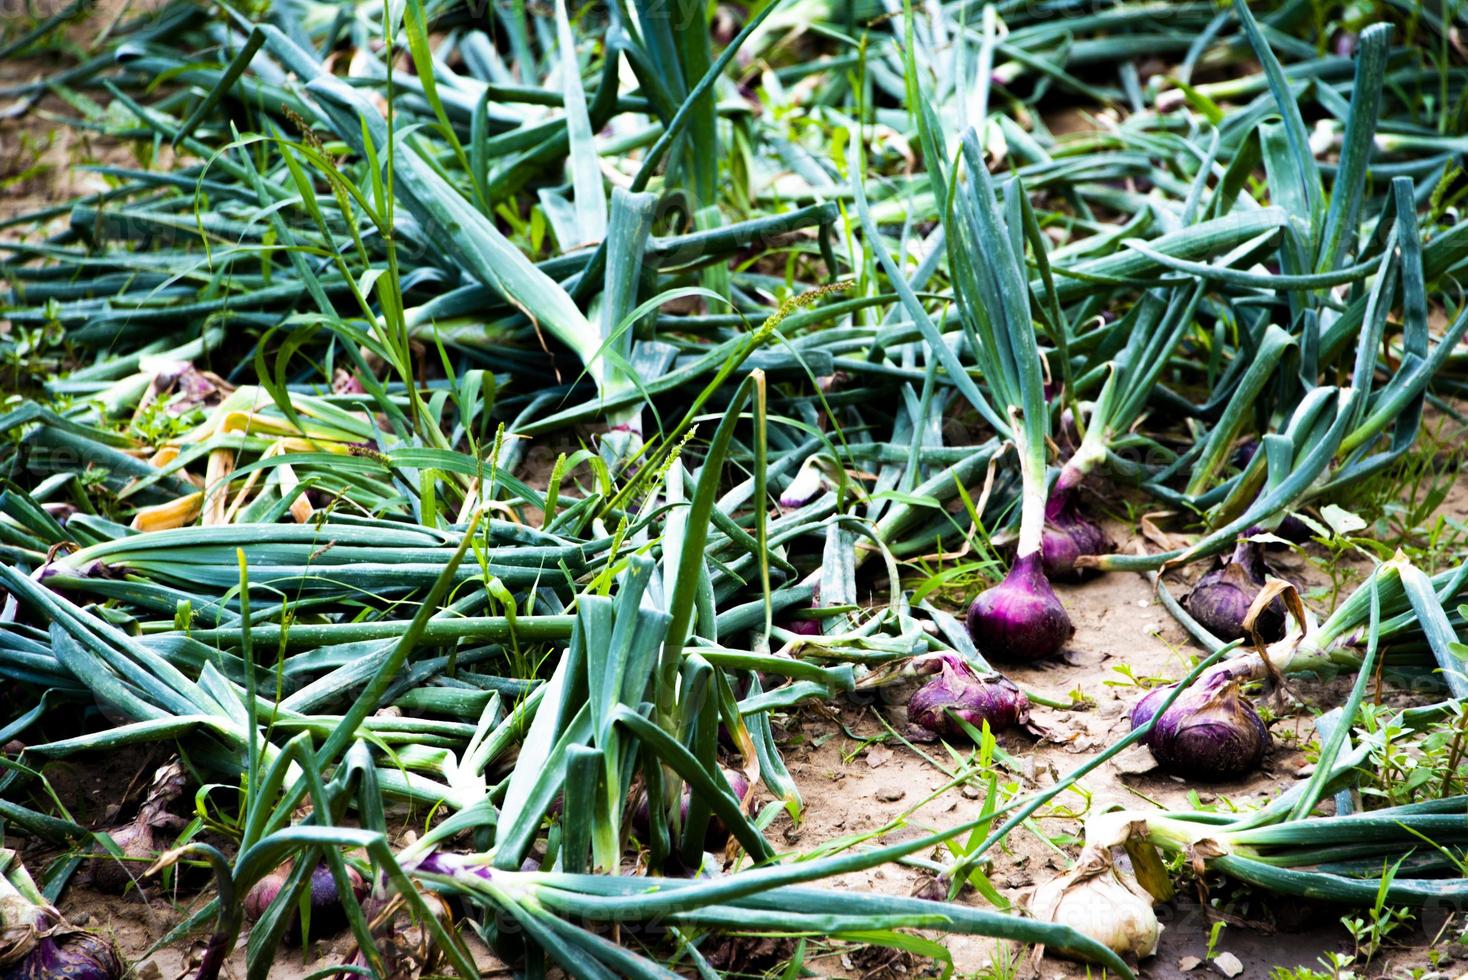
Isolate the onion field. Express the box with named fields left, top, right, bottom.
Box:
left=3, top=0, right=1468, bottom=977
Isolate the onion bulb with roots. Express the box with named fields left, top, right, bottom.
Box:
left=905, top=654, right=1030, bottom=741
left=1184, top=537, right=1287, bottom=643
left=1129, top=668, right=1270, bottom=781
left=1030, top=844, right=1161, bottom=961
left=966, top=552, right=1075, bottom=662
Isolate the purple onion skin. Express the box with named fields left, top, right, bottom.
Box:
left=1185, top=539, right=1286, bottom=643
left=190, top=932, right=229, bottom=980
left=776, top=589, right=823, bottom=636
left=41, top=502, right=77, bottom=526
left=413, top=851, right=490, bottom=881
left=1231, top=439, right=1260, bottom=470
left=633, top=770, right=751, bottom=852
left=0, top=932, right=124, bottom=979
left=90, top=762, right=188, bottom=894
left=907, top=655, right=1029, bottom=741
left=1129, top=673, right=1269, bottom=781
left=1040, top=470, right=1112, bottom=580
left=967, top=552, right=1075, bottom=663
left=1041, top=507, right=1112, bottom=581
left=1128, top=685, right=1170, bottom=733
left=1273, top=514, right=1313, bottom=547
left=780, top=616, right=823, bottom=637
left=1055, top=409, right=1081, bottom=452
left=89, top=821, right=154, bottom=894
left=243, top=862, right=367, bottom=941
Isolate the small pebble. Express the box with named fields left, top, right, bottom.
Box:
left=1213, top=952, right=1244, bottom=977
left=875, top=786, right=905, bottom=802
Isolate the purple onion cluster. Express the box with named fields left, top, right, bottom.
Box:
left=243, top=861, right=368, bottom=941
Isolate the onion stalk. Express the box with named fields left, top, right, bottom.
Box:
left=1042, top=284, right=1204, bottom=579
left=939, top=131, right=1073, bottom=663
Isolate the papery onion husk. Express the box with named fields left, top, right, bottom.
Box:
left=89, top=762, right=188, bottom=894
left=1, top=880, right=124, bottom=980
left=87, top=821, right=157, bottom=896
left=1030, top=844, right=1160, bottom=961
left=243, top=860, right=368, bottom=941
left=966, top=552, right=1075, bottom=663
left=1184, top=538, right=1286, bottom=643
left=906, top=654, right=1029, bottom=742
left=334, top=889, right=449, bottom=980
left=1129, top=670, right=1270, bottom=781
left=1, top=933, right=124, bottom=980
left=0, top=926, right=125, bottom=980
left=137, top=360, right=232, bottom=416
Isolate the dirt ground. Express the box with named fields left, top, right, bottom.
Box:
left=5, top=6, right=1468, bottom=980
left=25, top=488, right=1466, bottom=979
left=770, top=524, right=1431, bottom=979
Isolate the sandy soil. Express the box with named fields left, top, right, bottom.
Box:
left=762, top=516, right=1367, bottom=979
